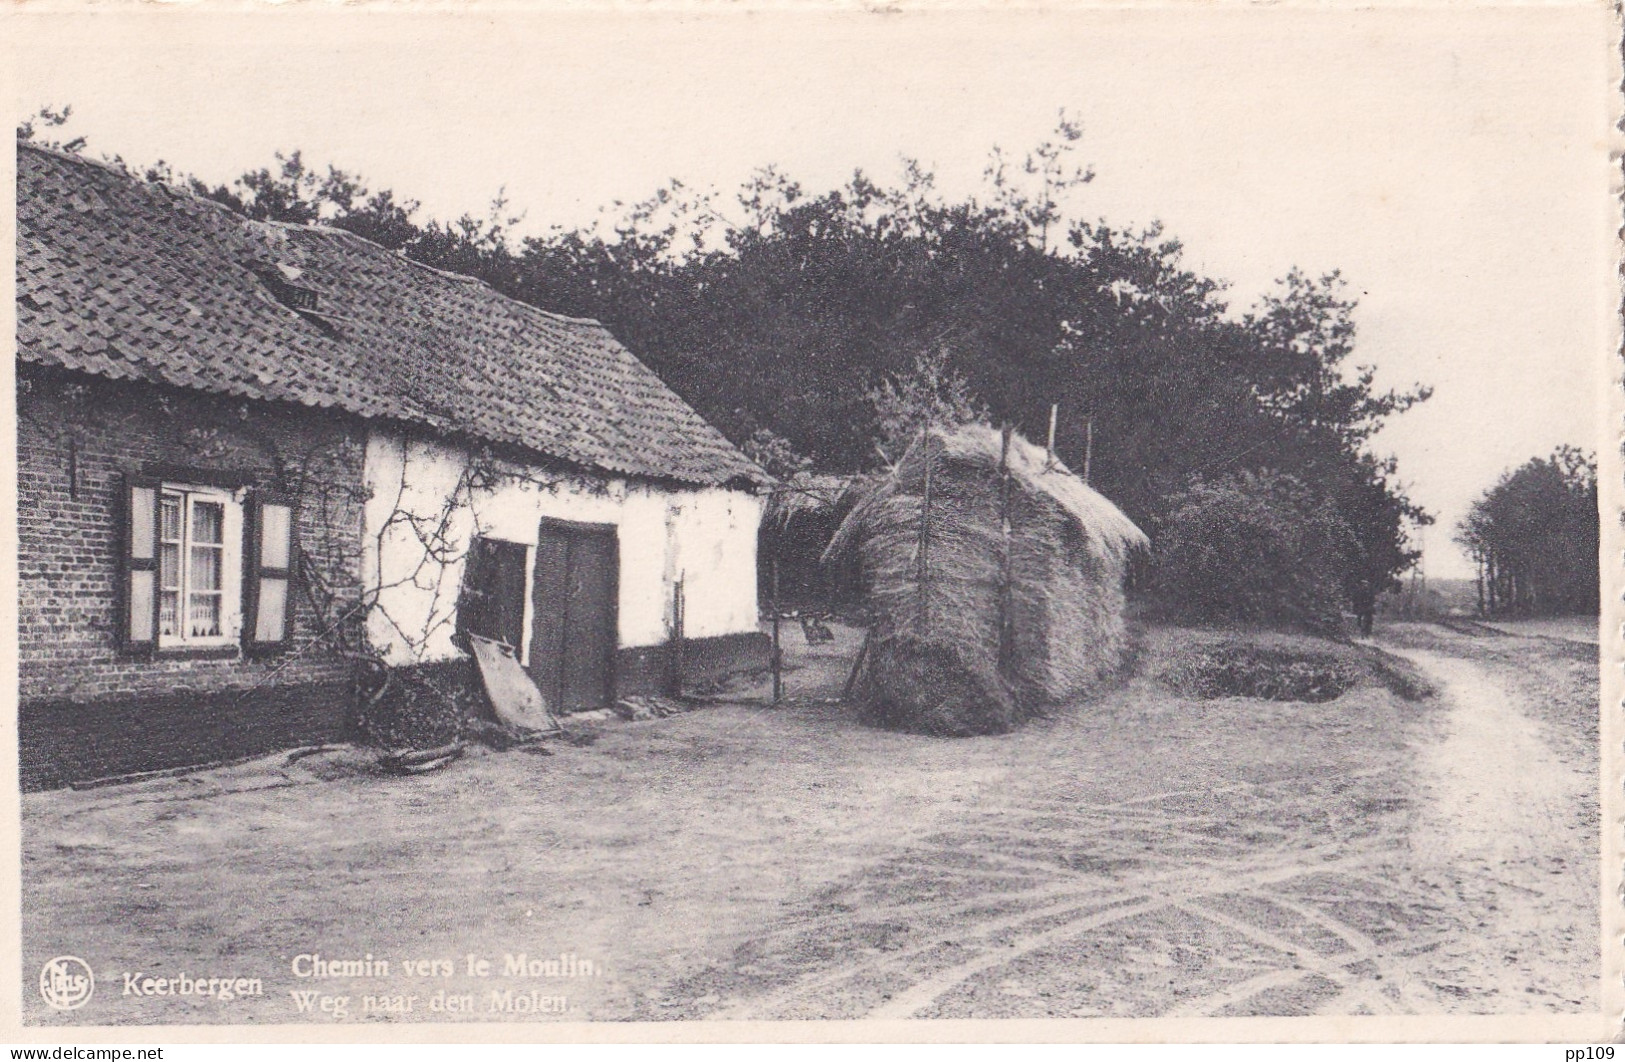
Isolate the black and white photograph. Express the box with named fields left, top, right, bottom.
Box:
left=4, top=3, right=1619, bottom=1042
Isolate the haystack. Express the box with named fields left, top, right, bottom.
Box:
left=823, top=424, right=1148, bottom=736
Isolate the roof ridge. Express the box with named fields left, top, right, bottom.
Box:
left=17, top=139, right=275, bottom=235
left=17, top=137, right=766, bottom=488
left=18, top=139, right=612, bottom=332
left=16, top=139, right=132, bottom=178
left=254, top=217, right=610, bottom=330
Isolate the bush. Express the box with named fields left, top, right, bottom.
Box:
left=1148, top=470, right=1352, bottom=631
left=355, top=662, right=479, bottom=751
left=1173, top=646, right=1357, bottom=702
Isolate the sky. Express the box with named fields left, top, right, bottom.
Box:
left=10, top=5, right=1619, bottom=579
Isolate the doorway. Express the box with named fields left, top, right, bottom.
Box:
left=529, top=518, right=618, bottom=712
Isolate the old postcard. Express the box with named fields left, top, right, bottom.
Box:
left=2, top=1, right=1619, bottom=1045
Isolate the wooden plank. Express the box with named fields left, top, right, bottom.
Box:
left=471, top=634, right=559, bottom=732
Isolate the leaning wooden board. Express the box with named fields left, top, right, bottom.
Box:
left=470, top=634, right=561, bottom=733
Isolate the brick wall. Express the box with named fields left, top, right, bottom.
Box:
left=615, top=633, right=772, bottom=697
left=19, top=683, right=354, bottom=791
left=17, top=365, right=367, bottom=705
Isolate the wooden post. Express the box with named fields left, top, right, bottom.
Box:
left=917, top=419, right=933, bottom=637
left=1083, top=416, right=1094, bottom=485
left=998, top=423, right=1014, bottom=677
left=1045, top=404, right=1058, bottom=471
left=771, top=553, right=783, bottom=705
left=843, top=626, right=873, bottom=703
left=669, top=575, right=686, bottom=696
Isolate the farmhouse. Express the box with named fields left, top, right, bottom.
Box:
left=824, top=424, right=1146, bottom=736
left=15, top=142, right=770, bottom=789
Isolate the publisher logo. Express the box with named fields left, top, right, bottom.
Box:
left=40, top=955, right=93, bottom=1011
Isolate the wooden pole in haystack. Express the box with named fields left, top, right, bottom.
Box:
left=771, top=553, right=783, bottom=704
left=1045, top=403, right=1058, bottom=471
left=998, top=423, right=1015, bottom=678
left=842, top=626, right=872, bottom=703
left=917, top=417, right=934, bottom=638
left=1083, top=416, right=1094, bottom=485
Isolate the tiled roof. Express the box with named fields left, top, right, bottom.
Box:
left=15, top=143, right=767, bottom=488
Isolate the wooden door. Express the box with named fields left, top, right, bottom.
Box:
left=529, top=519, right=618, bottom=712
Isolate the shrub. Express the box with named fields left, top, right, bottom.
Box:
left=355, top=661, right=478, bottom=751
left=1173, top=646, right=1358, bottom=702
left=1148, top=470, right=1352, bottom=631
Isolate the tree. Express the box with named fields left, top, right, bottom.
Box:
left=70, top=113, right=1431, bottom=622
left=1456, top=447, right=1597, bottom=616
left=740, top=427, right=812, bottom=480
left=983, top=108, right=1095, bottom=252
left=501, top=135, right=1431, bottom=621
left=866, top=346, right=989, bottom=463
left=1332, top=455, right=1430, bottom=633
left=16, top=104, right=86, bottom=154
left=1243, top=270, right=1431, bottom=459
left=1149, top=471, right=1353, bottom=632
left=1229, top=271, right=1432, bottom=620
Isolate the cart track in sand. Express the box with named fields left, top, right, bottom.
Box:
left=19, top=623, right=1595, bottom=1024
left=1378, top=642, right=1596, bottom=1010
left=661, top=627, right=1597, bottom=1020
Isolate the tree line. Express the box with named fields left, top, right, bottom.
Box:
left=21, top=109, right=1436, bottom=629
left=1455, top=447, right=1597, bottom=617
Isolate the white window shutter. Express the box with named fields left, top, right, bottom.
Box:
left=244, top=490, right=296, bottom=654
left=121, top=474, right=161, bottom=654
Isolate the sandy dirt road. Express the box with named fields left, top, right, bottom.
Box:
left=1375, top=630, right=1598, bottom=1012
left=19, top=622, right=1598, bottom=1024
left=656, top=624, right=1599, bottom=1019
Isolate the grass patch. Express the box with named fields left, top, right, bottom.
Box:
left=1156, top=629, right=1434, bottom=704
left=1357, top=646, right=1435, bottom=702
left=1172, top=646, right=1358, bottom=702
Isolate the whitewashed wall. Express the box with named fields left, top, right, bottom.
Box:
left=360, top=430, right=762, bottom=665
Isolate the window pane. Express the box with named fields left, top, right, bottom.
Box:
left=188, top=592, right=222, bottom=638
left=255, top=578, right=287, bottom=642
left=160, top=543, right=179, bottom=591
left=260, top=504, right=291, bottom=569
left=160, top=495, right=181, bottom=543
left=191, top=500, right=224, bottom=546
left=131, top=488, right=158, bottom=560
left=129, top=570, right=155, bottom=642
left=190, top=542, right=221, bottom=592
left=159, top=591, right=178, bottom=636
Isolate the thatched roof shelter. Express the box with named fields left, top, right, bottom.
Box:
left=823, top=423, right=1148, bottom=736
left=762, top=472, right=860, bottom=527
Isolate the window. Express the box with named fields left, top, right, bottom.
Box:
left=255, top=263, right=322, bottom=313
left=457, top=536, right=530, bottom=657
left=119, top=476, right=296, bottom=657
left=159, top=488, right=232, bottom=645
